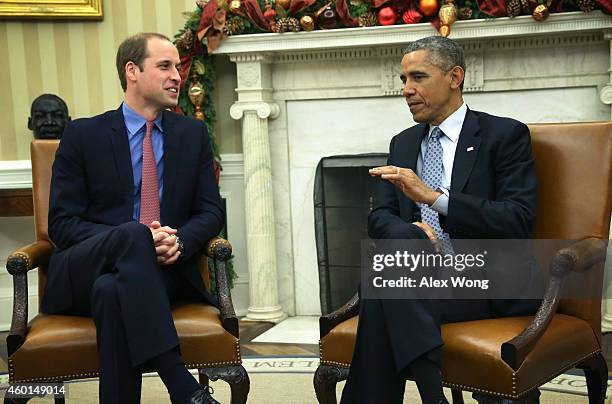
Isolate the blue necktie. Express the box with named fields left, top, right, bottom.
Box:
left=420, top=127, right=453, bottom=254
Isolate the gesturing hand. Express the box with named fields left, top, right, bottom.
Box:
left=369, top=165, right=441, bottom=205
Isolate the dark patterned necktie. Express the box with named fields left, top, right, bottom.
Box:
left=420, top=127, right=453, bottom=254
left=139, top=121, right=160, bottom=225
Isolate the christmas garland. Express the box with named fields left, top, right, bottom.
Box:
left=176, top=0, right=610, bottom=43
left=173, top=9, right=237, bottom=291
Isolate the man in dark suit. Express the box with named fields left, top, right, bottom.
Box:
left=42, top=32, right=223, bottom=404
left=340, top=36, right=541, bottom=404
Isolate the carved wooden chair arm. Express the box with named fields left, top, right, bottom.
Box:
left=6, top=240, right=54, bottom=356
left=319, top=292, right=360, bottom=338
left=6, top=240, right=54, bottom=276
left=501, top=237, right=607, bottom=370
left=205, top=237, right=239, bottom=338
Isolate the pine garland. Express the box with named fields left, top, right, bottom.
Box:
left=173, top=8, right=237, bottom=291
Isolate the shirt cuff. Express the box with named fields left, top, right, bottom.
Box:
left=430, top=188, right=449, bottom=216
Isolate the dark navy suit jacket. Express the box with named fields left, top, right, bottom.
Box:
left=368, top=108, right=542, bottom=315
left=43, top=106, right=224, bottom=313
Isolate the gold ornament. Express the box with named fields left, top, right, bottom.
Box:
left=532, top=4, right=549, bottom=21
left=229, top=0, right=243, bottom=14
left=438, top=0, right=457, bottom=37
left=300, top=15, right=315, bottom=31
left=188, top=74, right=205, bottom=121
left=277, top=0, right=291, bottom=10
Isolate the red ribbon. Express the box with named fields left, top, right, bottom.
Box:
left=336, top=0, right=359, bottom=26
left=243, top=0, right=271, bottom=31
left=289, top=0, right=318, bottom=15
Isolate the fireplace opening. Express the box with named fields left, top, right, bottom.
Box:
left=314, top=153, right=388, bottom=314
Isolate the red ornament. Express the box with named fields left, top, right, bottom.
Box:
left=402, top=8, right=423, bottom=23
left=378, top=6, right=398, bottom=25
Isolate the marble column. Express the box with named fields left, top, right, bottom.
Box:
left=229, top=55, right=286, bottom=322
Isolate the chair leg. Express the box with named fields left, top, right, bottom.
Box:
left=198, top=368, right=210, bottom=387
left=202, top=365, right=250, bottom=404
left=313, top=364, right=349, bottom=404
left=451, top=388, right=464, bottom=404
left=579, top=353, right=608, bottom=404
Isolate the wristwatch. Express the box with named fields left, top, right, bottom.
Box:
left=175, top=236, right=185, bottom=256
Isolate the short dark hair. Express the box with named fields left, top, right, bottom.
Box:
left=116, top=32, right=172, bottom=91
left=404, top=36, right=465, bottom=90
left=30, top=94, right=68, bottom=116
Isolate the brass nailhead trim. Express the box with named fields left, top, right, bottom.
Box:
left=9, top=340, right=243, bottom=383
left=9, top=252, right=31, bottom=270
left=319, top=339, right=602, bottom=399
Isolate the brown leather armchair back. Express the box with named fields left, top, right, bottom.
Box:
left=31, top=140, right=59, bottom=303
left=529, top=121, right=612, bottom=339
left=29, top=140, right=213, bottom=298
left=31, top=140, right=58, bottom=244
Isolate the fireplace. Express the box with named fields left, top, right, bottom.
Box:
left=314, top=153, right=388, bottom=314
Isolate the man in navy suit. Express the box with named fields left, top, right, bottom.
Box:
left=42, top=33, right=223, bottom=404
left=340, top=36, right=541, bottom=404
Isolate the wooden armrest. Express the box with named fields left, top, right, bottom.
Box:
left=206, top=237, right=232, bottom=261
left=7, top=240, right=54, bottom=275
left=206, top=237, right=239, bottom=338
left=501, top=237, right=607, bottom=370
left=6, top=240, right=54, bottom=356
left=319, top=292, right=360, bottom=338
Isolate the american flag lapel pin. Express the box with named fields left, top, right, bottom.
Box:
left=467, top=146, right=475, bottom=152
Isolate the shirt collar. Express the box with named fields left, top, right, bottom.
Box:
left=427, top=102, right=467, bottom=143
left=122, top=102, right=164, bottom=139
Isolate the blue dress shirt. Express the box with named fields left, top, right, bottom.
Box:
left=122, top=103, right=164, bottom=221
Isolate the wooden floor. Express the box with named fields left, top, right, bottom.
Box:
left=0, top=325, right=609, bottom=375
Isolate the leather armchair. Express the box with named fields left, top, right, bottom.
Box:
left=314, top=121, right=612, bottom=404
left=5, top=140, right=249, bottom=404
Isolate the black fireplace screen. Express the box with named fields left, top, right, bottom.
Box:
left=314, top=153, right=388, bottom=314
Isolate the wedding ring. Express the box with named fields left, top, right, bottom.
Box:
left=396, top=167, right=400, bottom=175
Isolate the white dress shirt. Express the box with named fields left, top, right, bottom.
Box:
left=415, top=102, right=468, bottom=216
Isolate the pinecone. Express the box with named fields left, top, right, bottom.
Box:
left=359, top=11, right=378, bottom=27
left=274, top=17, right=288, bottom=33
left=175, top=30, right=194, bottom=52
left=275, top=17, right=301, bottom=33
left=506, top=0, right=522, bottom=17
left=578, top=0, right=595, bottom=12
left=224, top=17, right=245, bottom=35
left=520, top=0, right=531, bottom=13
left=285, top=17, right=301, bottom=32
left=458, top=7, right=473, bottom=19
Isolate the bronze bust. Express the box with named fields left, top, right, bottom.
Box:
left=28, top=94, right=71, bottom=139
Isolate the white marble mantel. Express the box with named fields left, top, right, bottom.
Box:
left=216, top=11, right=612, bottom=320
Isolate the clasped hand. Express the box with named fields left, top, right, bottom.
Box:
left=148, top=221, right=181, bottom=266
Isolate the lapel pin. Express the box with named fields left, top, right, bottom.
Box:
left=467, top=146, right=475, bottom=152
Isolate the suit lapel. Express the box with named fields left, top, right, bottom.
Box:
left=161, top=110, right=179, bottom=224
left=400, top=123, right=428, bottom=170
left=451, top=108, right=481, bottom=193
left=110, top=107, right=135, bottom=217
